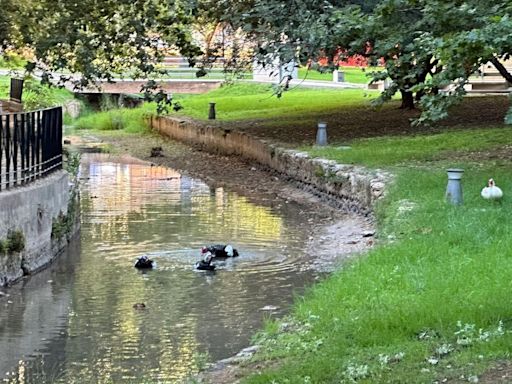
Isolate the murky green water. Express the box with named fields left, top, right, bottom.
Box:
left=0, top=154, right=321, bottom=383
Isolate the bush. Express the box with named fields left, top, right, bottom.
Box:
left=73, top=104, right=156, bottom=133
left=22, top=80, right=74, bottom=110
left=0, top=51, right=27, bottom=69
left=1, top=230, right=26, bottom=253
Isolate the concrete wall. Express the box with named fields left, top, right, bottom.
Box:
left=0, top=171, right=79, bottom=286
left=78, top=79, right=222, bottom=95
left=150, top=116, right=392, bottom=216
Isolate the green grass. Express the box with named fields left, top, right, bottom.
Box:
left=298, top=66, right=384, bottom=84
left=176, top=83, right=379, bottom=121
left=0, top=76, right=10, bottom=98
left=183, top=88, right=512, bottom=383
left=0, top=75, right=75, bottom=110
left=73, top=103, right=156, bottom=133
left=244, top=159, right=512, bottom=383
left=303, top=127, right=512, bottom=167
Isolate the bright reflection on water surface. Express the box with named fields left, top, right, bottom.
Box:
left=0, top=155, right=320, bottom=383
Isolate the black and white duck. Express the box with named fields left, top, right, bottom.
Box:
left=134, top=255, right=154, bottom=269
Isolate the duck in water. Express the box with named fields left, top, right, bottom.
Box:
left=195, top=250, right=216, bottom=271
left=201, top=244, right=239, bottom=259
left=134, top=255, right=154, bottom=269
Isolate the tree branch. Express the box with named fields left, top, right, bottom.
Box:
left=490, top=57, right=512, bottom=83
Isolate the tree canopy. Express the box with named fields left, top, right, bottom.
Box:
left=220, top=0, right=512, bottom=123
left=2, top=0, right=512, bottom=122
left=1, top=0, right=201, bottom=87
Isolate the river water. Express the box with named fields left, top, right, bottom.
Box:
left=0, top=154, right=324, bottom=383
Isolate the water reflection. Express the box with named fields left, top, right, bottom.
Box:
left=1, top=154, right=319, bottom=383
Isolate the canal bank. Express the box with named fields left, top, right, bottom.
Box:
left=149, top=116, right=392, bottom=218
left=62, top=128, right=385, bottom=384
left=0, top=170, right=80, bottom=287
left=67, top=130, right=380, bottom=273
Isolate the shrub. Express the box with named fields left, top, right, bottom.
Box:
left=21, top=79, right=75, bottom=111
left=6, top=230, right=25, bottom=253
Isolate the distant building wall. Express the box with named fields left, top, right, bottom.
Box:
left=253, top=60, right=298, bottom=83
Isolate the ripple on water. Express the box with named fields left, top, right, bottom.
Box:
left=0, top=154, right=322, bottom=383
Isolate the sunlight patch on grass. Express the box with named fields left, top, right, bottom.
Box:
left=297, top=66, right=384, bottom=84
left=176, top=83, right=379, bottom=121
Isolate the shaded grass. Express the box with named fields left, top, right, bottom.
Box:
left=177, top=84, right=510, bottom=149
left=244, top=163, right=512, bottom=383
left=303, top=126, right=512, bottom=167
left=176, top=83, right=379, bottom=121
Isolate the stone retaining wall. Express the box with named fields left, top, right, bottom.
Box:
left=150, top=116, right=392, bottom=216
left=0, top=171, right=80, bottom=286
left=78, top=79, right=222, bottom=95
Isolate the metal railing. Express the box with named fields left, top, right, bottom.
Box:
left=0, top=107, right=62, bottom=191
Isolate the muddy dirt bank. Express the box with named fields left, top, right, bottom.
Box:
left=65, top=131, right=376, bottom=383
left=67, top=131, right=376, bottom=269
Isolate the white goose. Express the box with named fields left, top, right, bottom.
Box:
left=481, top=178, right=503, bottom=200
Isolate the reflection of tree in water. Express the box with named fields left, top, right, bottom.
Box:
left=2, top=159, right=318, bottom=383
left=81, top=160, right=284, bottom=248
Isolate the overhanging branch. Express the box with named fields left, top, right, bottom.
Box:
left=490, top=57, right=512, bottom=84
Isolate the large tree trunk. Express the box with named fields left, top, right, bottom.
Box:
left=400, top=89, right=415, bottom=109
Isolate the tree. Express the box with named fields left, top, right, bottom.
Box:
left=2, top=1, right=201, bottom=87
left=218, top=0, right=512, bottom=123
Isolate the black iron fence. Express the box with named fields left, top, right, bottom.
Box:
left=0, top=107, right=63, bottom=191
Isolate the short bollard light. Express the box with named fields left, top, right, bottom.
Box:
left=316, top=122, right=328, bottom=146
left=208, top=102, right=216, bottom=120
left=446, top=168, right=464, bottom=205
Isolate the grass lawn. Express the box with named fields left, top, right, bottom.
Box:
left=174, top=83, right=512, bottom=383
left=304, top=127, right=512, bottom=167
left=298, top=66, right=384, bottom=84
left=176, top=83, right=381, bottom=121
left=246, top=163, right=512, bottom=384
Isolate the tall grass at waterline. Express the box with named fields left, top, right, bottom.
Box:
left=73, top=104, right=156, bottom=133
left=175, top=83, right=378, bottom=121
left=304, top=126, right=512, bottom=167
left=244, top=164, right=512, bottom=383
